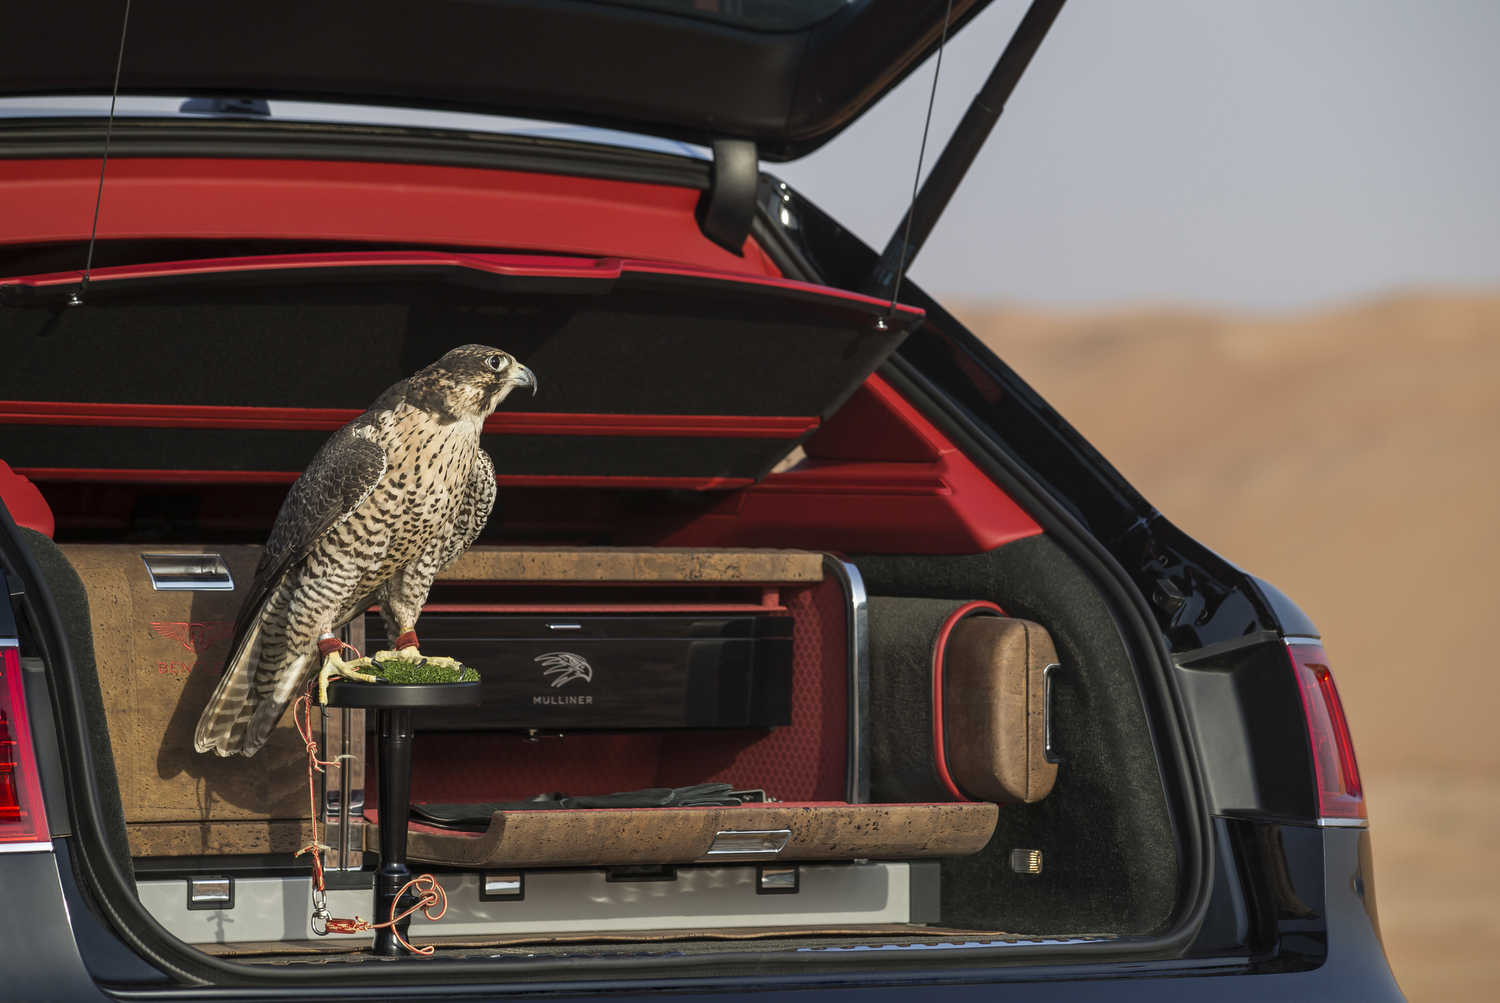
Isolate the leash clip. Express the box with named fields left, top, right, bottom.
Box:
left=311, top=885, right=332, bottom=936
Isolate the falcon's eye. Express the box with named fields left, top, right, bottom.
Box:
left=484, top=355, right=504, bottom=372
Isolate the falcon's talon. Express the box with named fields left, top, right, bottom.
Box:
left=317, top=651, right=380, bottom=705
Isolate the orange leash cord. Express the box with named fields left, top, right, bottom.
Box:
left=294, top=646, right=449, bottom=955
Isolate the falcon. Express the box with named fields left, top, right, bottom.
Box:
left=194, top=345, right=535, bottom=757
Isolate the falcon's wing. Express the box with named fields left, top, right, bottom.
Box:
left=237, top=423, right=388, bottom=637
left=196, top=422, right=387, bottom=756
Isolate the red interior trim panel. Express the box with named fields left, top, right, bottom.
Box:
left=633, top=375, right=1046, bottom=554
left=0, top=459, right=54, bottom=537
left=0, top=400, right=817, bottom=439
left=0, top=158, right=781, bottom=275
left=12, top=469, right=755, bottom=492
left=0, top=251, right=917, bottom=486
left=0, top=244, right=1042, bottom=556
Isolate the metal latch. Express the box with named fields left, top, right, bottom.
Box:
left=757, top=864, right=799, bottom=894
left=140, top=554, right=234, bottom=591
left=480, top=872, right=524, bottom=901
left=186, top=876, right=234, bottom=910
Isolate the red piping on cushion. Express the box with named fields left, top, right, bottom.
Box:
left=931, top=600, right=1006, bottom=802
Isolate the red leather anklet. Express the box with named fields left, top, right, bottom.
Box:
left=317, top=636, right=344, bottom=657
left=395, top=630, right=419, bottom=651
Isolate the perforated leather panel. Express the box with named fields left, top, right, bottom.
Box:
left=656, top=577, right=848, bottom=801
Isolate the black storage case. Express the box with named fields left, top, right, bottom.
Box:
left=370, top=614, right=794, bottom=731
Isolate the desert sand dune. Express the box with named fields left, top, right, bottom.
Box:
left=955, top=291, right=1500, bottom=1002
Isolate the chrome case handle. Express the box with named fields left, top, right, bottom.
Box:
left=140, top=553, right=234, bottom=591
left=1043, top=662, right=1063, bottom=764
left=701, top=829, right=792, bottom=858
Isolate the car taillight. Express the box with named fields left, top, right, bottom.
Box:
left=0, top=646, right=49, bottom=845
left=1286, top=641, right=1365, bottom=821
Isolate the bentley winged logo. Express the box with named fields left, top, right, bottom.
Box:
left=151, top=621, right=235, bottom=654
left=535, top=651, right=593, bottom=688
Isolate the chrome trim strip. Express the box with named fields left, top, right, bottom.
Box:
left=799, top=936, right=1109, bottom=953
left=823, top=555, right=869, bottom=804
left=0, top=840, right=54, bottom=854
left=0, top=637, right=18, bottom=648
left=1283, top=635, right=1322, bottom=645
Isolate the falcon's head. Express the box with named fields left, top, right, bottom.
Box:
left=416, top=344, right=537, bottom=421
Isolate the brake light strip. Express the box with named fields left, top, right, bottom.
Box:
left=0, top=645, right=51, bottom=851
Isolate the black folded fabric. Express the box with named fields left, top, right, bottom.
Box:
left=410, top=783, right=741, bottom=831
left=567, top=783, right=740, bottom=809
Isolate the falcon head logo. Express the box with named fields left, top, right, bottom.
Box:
left=151, top=621, right=234, bottom=654
left=535, top=652, right=592, bottom=688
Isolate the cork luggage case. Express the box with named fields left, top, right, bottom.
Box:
left=59, top=545, right=315, bottom=858
left=62, top=544, right=837, bottom=860
left=868, top=597, right=1060, bottom=806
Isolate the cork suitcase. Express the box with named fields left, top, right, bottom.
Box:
left=60, top=545, right=319, bottom=858
left=61, top=544, right=829, bottom=859
left=868, top=597, right=1060, bottom=805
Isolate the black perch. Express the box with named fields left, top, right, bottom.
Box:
left=326, top=680, right=481, bottom=956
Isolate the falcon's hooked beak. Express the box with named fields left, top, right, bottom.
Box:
left=507, top=363, right=537, bottom=396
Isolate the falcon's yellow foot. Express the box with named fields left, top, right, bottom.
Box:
left=371, top=648, right=464, bottom=671
left=316, top=651, right=380, bottom=705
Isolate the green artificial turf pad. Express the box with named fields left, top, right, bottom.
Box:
left=341, top=650, right=478, bottom=684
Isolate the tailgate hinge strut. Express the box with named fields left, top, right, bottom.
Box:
left=864, top=0, right=1068, bottom=298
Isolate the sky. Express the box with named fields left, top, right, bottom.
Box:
left=772, top=0, right=1500, bottom=311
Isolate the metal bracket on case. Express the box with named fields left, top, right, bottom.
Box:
left=1043, top=663, right=1063, bottom=764
left=319, top=619, right=369, bottom=889
left=823, top=555, right=870, bottom=804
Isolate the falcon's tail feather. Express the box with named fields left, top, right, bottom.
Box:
left=193, top=616, right=267, bottom=757
left=240, top=648, right=317, bottom=758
